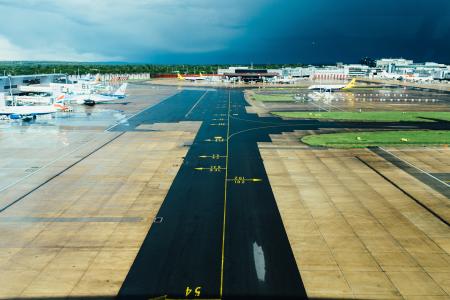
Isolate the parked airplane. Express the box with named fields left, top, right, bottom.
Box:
left=308, top=78, right=357, bottom=91
left=177, top=72, right=207, bottom=82
left=63, top=83, right=128, bottom=106
left=0, top=96, right=68, bottom=120
left=99, top=83, right=128, bottom=99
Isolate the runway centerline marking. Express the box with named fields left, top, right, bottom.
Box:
left=220, top=91, right=231, bottom=298
left=184, top=90, right=208, bottom=118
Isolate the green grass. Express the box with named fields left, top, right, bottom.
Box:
left=302, top=130, right=450, bottom=148
left=252, top=94, right=296, bottom=102
left=273, top=111, right=450, bottom=122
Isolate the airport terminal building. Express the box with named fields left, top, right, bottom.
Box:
left=220, top=67, right=278, bottom=82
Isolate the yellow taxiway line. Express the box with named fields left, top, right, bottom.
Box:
left=220, top=91, right=231, bottom=298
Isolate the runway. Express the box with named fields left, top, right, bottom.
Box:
left=116, top=88, right=450, bottom=299
left=118, top=89, right=308, bottom=298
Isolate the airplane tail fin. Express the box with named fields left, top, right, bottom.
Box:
left=342, top=78, right=357, bottom=90
left=53, top=102, right=67, bottom=111
left=114, top=83, right=128, bottom=96
left=54, top=94, right=65, bottom=103
left=53, top=94, right=68, bottom=110
left=177, top=73, right=185, bottom=80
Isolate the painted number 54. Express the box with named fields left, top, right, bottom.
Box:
left=185, top=286, right=201, bottom=297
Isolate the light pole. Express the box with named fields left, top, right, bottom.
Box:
left=8, top=75, right=16, bottom=106
left=8, top=75, right=13, bottom=97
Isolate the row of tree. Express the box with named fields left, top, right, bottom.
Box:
left=0, top=62, right=306, bottom=76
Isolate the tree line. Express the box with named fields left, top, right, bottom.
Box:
left=0, top=62, right=306, bottom=76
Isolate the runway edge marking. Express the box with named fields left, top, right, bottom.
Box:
left=219, top=90, right=231, bottom=298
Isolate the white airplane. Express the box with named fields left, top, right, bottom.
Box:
left=308, top=78, right=357, bottom=91
left=177, top=72, right=207, bottom=82
left=64, top=83, right=128, bottom=106
left=0, top=96, right=68, bottom=121
left=99, top=83, right=127, bottom=98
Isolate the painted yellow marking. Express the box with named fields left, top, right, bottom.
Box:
left=185, top=286, right=201, bottom=297
left=194, top=166, right=226, bottom=172
left=211, top=123, right=226, bottom=126
left=212, top=118, right=225, bottom=121
left=220, top=91, right=231, bottom=298
left=228, top=176, right=263, bottom=184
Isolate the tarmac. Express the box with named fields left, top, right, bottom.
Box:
left=360, top=78, right=450, bottom=93
left=0, top=130, right=196, bottom=298
left=260, top=131, right=449, bottom=299
left=247, top=87, right=450, bottom=114
left=0, top=83, right=448, bottom=299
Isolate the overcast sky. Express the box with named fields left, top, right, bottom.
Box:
left=0, top=0, right=449, bottom=63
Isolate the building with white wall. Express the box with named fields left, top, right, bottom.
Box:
left=0, top=74, right=65, bottom=94
left=217, top=67, right=249, bottom=75
left=376, top=58, right=414, bottom=73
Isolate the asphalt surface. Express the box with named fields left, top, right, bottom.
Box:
left=116, top=87, right=450, bottom=299
left=370, top=147, right=450, bottom=199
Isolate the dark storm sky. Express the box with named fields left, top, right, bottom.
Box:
left=163, top=0, right=450, bottom=64
left=1, top=0, right=449, bottom=63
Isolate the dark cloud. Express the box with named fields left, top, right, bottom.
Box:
left=0, top=0, right=448, bottom=63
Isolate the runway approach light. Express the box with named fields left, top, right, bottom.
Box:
left=356, top=136, right=362, bottom=141
left=401, top=138, right=409, bottom=142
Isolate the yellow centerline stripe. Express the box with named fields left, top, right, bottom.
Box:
left=220, top=91, right=231, bottom=298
